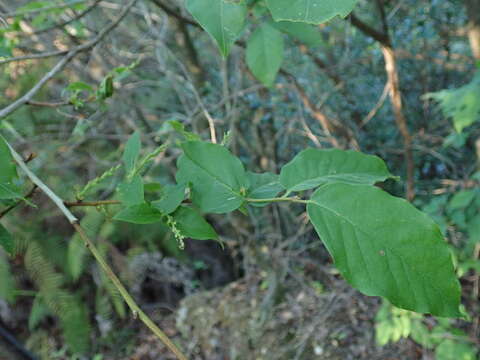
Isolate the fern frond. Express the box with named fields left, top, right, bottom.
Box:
left=60, top=302, right=91, bottom=355
left=28, top=295, right=51, bottom=331
left=67, top=234, right=86, bottom=282
left=25, top=242, right=92, bottom=354
left=95, top=287, right=113, bottom=321
left=25, top=329, right=56, bottom=360
left=67, top=209, right=105, bottom=282
left=97, top=241, right=126, bottom=319
left=25, top=242, right=65, bottom=291
left=12, top=236, right=29, bottom=256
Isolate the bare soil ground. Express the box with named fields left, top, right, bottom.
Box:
left=128, top=275, right=422, bottom=360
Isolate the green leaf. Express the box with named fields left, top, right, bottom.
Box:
left=152, top=183, right=186, bottom=214
left=246, top=23, right=284, bottom=87
left=168, top=120, right=201, bottom=141
left=266, top=0, right=358, bottom=24
left=374, top=302, right=416, bottom=346
left=29, top=296, right=50, bottom=330
left=448, top=190, right=476, bottom=210
left=0, top=183, right=22, bottom=200
left=423, top=71, right=480, bottom=133
left=1, top=143, right=18, bottom=175
left=185, top=0, right=247, bottom=56
left=443, top=132, right=467, bottom=149
left=117, top=175, right=144, bottom=206
left=247, top=172, right=284, bottom=206
left=273, top=21, right=323, bottom=47
left=144, top=182, right=163, bottom=193
left=0, top=223, right=13, bottom=255
left=280, top=148, right=396, bottom=192
left=122, top=131, right=141, bottom=174
left=467, top=214, right=480, bottom=244
left=176, top=141, right=248, bottom=213
left=307, top=184, right=461, bottom=317
left=0, top=37, right=13, bottom=58
left=97, top=74, right=114, bottom=101
left=15, top=1, right=51, bottom=14
left=168, top=121, right=199, bottom=141
left=0, top=137, right=21, bottom=200
left=67, top=235, right=87, bottom=282
left=65, top=81, right=94, bottom=93
left=113, top=203, right=163, bottom=224
left=410, top=321, right=435, bottom=349
left=172, top=206, right=218, bottom=240
left=435, top=339, right=476, bottom=360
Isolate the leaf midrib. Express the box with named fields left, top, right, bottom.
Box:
left=184, top=155, right=243, bottom=198
left=288, top=172, right=390, bottom=190
left=309, top=198, right=450, bottom=314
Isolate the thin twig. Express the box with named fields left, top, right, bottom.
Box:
left=161, top=44, right=217, bottom=143
left=27, top=0, right=101, bottom=36
left=65, top=200, right=121, bottom=207
left=282, top=70, right=340, bottom=148
left=149, top=0, right=199, bottom=27
left=1, top=0, right=88, bottom=18
left=5, top=141, right=78, bottom=223
left=26, top=100, right=72, bottom=108
left=0, top=0, right=138, bottom=119
left=360, top=82, right=390, bottom=127
left=0, top=49, right=69, bottom=65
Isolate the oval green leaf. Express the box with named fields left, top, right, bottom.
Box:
left=117, top=175, right=144, bottom=206
left=266, top=0, right=358, bottom=24
left=280, top=148, right=396, bottom=192
left=172, top=206, right=218, bottom=240
left=273, top=21, right=323, bottom=47
left=152, top=183, right=186, bottom=214
left=447, top=190, right=476, bottom=210
left=185, top=0, right=247, bottom=57
left=307, top=183, right=461, bottom=317
left=113, top=203, right=163, bottom=224
left=0, top=137, right=21, bottom=200
left=0, top=137, right=17, bottom=182
left=246, top=23, right=284, bottom=87
left=122, top=131, right=141, bottom=174
left=176, top=141, right=248, bottom=213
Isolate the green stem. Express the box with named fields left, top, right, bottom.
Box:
left=245, top=197, right=310, bottom=205
left=73, top=224, right=188, bottom=360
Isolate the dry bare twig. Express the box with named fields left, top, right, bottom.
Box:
left=0, top=0, right=136, bottom=119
